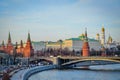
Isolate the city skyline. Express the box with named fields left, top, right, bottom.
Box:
left=0, top=0, right=120, bottom=43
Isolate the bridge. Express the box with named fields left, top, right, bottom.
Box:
left=29, top=56, right=120, bottom=68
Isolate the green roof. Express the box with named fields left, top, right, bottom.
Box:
left=66, top=38, right=81, bottom=41
left=88, top=38, right=98, bottom=42
left=66, top=37, right=99, bottom=42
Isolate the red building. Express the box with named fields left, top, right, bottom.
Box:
left=23, top=33, right=34, bottom=57
left=82, top=28, right=90, bottom=57
left=0, top=32, right=34, bottom=58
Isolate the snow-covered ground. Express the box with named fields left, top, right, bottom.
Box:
left=89, top=64, right=120, bottom=70
left=11, top=65, right=55, bottom=80
left=11, top=64, right=120, bottom=80
left=10, top=69, right=27, bottom=80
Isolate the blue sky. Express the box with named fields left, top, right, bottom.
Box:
left=0, top=0, right=120, bottom=43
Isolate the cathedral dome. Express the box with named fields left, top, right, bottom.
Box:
left=107, top=35, right=113, bottom=44
left=96, top=33, right=99, bottom=36
left=102, top=27, right=105, bottom=32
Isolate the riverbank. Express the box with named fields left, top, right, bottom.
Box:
left=11, top=64, right=120, bottom=80
left=11, top=65, right=56, bottom=80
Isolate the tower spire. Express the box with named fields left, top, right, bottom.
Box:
left=24, top=32, right=34, bottom=58
left=84, top=27, right=88, bottom=42
left=15, top=42, right=18, bottom=49
left=8, top=32, right=11, bottom=43
left=27, top=32, right=31, bottom=42
left=82, top=28, right=90, bottom=57
left=2, top=40, right=5, bottom=46
left=20, top=40, right=23, bottom=48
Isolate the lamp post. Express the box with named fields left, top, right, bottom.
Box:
left=27, top=57, right=30, bottom=67
left=59, top=40, right=63, bottom=56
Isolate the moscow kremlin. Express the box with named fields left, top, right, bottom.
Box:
left=0, top=26, right=119, bottom=58
left=0, top=27, right=120, bottom=80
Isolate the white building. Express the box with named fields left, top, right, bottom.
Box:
left=64, top=37, right=101, bottom=51
left=45, top=34, right=101, bottom=52
left=32, top=41, right=46, bottom=52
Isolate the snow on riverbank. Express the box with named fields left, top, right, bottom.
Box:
left=11, top=69, right=27, bottom=80
left=11, top=65, right=56, bottom=80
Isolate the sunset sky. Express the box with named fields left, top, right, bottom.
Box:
left=0, top=0, right=120, bottom=43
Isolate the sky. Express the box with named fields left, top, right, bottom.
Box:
left=0, top=0, right=120, bottom=43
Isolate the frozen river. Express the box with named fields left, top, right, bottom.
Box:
left=28, top=64, right=120, bottom=80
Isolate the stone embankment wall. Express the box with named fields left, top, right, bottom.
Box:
left=22, top=65, right=56, bottom=80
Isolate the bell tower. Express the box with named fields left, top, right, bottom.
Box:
left=82, top=28, right=90, bottom=57
left=101, top=26, right=105, bottom=46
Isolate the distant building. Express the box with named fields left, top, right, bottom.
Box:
left=46, top=40, right=62, bottom=49
left=0, top=26, right=119, bottom=57
left=32, top=41, right=46, bottom=52
left=63, top=36, right=101, bottom=51
left=45, top=34, right=101, bottom=52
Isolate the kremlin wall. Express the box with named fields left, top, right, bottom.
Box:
left=0, top=27, right=117, bottom=57
left=0, top=32, right=34, bottom=58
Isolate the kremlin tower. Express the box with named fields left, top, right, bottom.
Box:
left=23, top=32, right=34, bottom=57
left=20, top=40, right=24, bottom=54
left=0, top=41, right=5, bottom=51
left=16, top=40, right=24, bottom=55
left=101, top=26, right=105, bottom=46
left=6, top=32, right=14, bottom=55
left=82, top=28, right=90, bottom=57
left=0, top=32, right=34, bottom=58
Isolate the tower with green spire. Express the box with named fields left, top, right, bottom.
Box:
left=8, top=32, right=11, bottom=44
left=23, top=32, right=34, bottom=57
left=20, top=40, right=23, bottom=48
left=7, top=32, right=13, bottom=54
left=82, top=28, right=90, bottom=57
left=27, top=32, right=31, bottom=42
left=1, top=40, right=5, bottom=51
left=84, top=28, right=88, bottom=42
left=2, top=41, right=5, bottom=47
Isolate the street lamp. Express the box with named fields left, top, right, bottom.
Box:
left=59, top=40, right=63, bottom=56
left=27, top=57, right=30, bottom=67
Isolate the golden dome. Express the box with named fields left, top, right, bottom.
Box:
left=96, top=33, right=99, bottom=36
left=108, top=35, right=112, bottom=43
left=81, top=33, right=85, bottom=36
left=102, top=27, right=105, bottom=32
